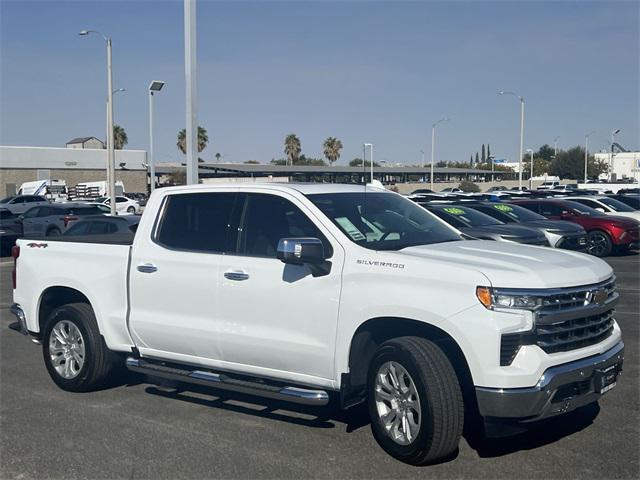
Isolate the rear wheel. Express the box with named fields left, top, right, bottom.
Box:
left=587, top=230, right=612, bottom=257
left=127, top=206, right=136, bottom=214
left=42, top=303, right=115, bottom=392
left=367, top=336, right=464, bottom=465
left=46, top=227, right=61, bottom=237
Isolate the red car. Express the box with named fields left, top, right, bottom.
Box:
left=511, top=198, right=639, bottom=257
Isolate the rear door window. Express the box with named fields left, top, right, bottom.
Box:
left=155, top=192, right=237, bottom=253
left=540, top=203, right=564, bottom=217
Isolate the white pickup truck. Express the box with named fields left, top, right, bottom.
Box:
left=10, top=183, right=624, bottom=465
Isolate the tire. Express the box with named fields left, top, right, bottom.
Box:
left=367, top=336, right=464, bottom=465
left=46, top=227, right=61, bottom=237
left=42, top=303, right=115, bottom=392
left=127, top=206, right=136, bottom=214
left=587, top=230, right=613, bottom=257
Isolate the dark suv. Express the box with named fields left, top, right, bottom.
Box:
left=511, top=198, right=639, bottom=257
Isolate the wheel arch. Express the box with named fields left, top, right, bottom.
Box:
left=342, top=317, right=474, bottom=409
left=38, top=286, right=93, bottom=334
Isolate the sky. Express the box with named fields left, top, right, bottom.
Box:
left=1, top=0, right=638, bottom=165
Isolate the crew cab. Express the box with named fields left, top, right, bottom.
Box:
left=10, top=184, right=624, bottom=465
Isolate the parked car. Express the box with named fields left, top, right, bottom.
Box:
left=511, top=198, right=640, bottom=256
left=486, top=186, right=508, bottom=192
left=607, top=194, right=640, bottom=210
left=410, top=188, right=434, bottom=195
left=550, top=184, right=579, bottom=193
left=63, top=215, right=140, bottom=238
left=20, top=203, right=108, bottom=237
left=0, top=195, right=49, bottom=214
left=418, top=203, right=549, bottom=245
left=537, top=181, right=561, bottom=190
left=10, top=184, right=624, bottom=465
left=509, top=186, right=528, bottom=191
left=92, top=196, right=140, bottom=214
left=465, top=202, right=587, bottom=251
left=0, top=208, right=23, bottom=256
left=565, top=195, right=640, bottom=221
left=439, top=187, right=463, bottom=193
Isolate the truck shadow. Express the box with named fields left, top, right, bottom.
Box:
left=463, top=402, right=601, bottom=458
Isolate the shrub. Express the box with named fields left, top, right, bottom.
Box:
left=459, top=181, right=480, bottom=193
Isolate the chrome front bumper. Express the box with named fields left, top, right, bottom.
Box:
left=476, top=342, right=624, bottom=421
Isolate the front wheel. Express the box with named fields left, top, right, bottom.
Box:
left=587, top=230, right=613, bottom=257
left=367, top=337, right=464, bottom=465
left=127, top=206, right=136, bottom=214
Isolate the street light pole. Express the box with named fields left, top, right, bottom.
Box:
left=584, top=131, right=595, bottom=183
left=364, top=143, right=373, bottom=184
left=80, top=30, right=116, bottom=215
left=553, top=136, right=560, bottom=159
left=148, top=81, right=165, bottom=193
left=430, top=118, right=449, bottom=191
left=498, top=91, right=525, bottom=189
left=526, top=148, right=534, bottom=190
left=610, top=129, right=621, bottom=180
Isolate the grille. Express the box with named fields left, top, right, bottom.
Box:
left=499, top=277, right=617, bottom=366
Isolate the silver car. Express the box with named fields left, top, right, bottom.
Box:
left=20, top=203, right=109, bottom=237
left=0, top=195, right=49, bottom=214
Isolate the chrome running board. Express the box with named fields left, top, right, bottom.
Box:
left=125, top=357, right=329, bottom=406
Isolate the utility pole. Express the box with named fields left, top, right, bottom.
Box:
left=184, top=0, right=198, bottom=185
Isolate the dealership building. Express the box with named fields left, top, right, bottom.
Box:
left=0, top=146, right=148, bottom=197
left=594, top=151, right=640, bottom=182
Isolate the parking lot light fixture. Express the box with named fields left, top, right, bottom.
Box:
left=584, top=131, right=595, bottom=183
left=526, top=148, right=534, bottom=189
left=498, top=91, right=525, bottom=189
left=79, top=28, right=116, bottom=216
left=148, top=80, right=166, bottom=193
left=364, top=143, right=373, bottom=184
left=610, top=129, right=621, bottom=180
left=430, top=118, right=449, bottom=191
left=553, top=136, right=560, bottom=159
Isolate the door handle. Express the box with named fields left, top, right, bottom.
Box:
left=224, top=270, right=249, bottom=281
left=137, top=263, right=158, bottom=274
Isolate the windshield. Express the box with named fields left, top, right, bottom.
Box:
left=479, top=203, right=546, bottom=222
left=307, top=192, right=462, bottom=251
left=428, top=205, right=504, bottom=228
left=0, top=196, right=15, bottom=203
left=598, top=197, right=635, bottom=212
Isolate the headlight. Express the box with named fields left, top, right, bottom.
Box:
left=476, top=286, right=541, bottom=310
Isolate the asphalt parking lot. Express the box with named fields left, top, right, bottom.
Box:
left=0, top=254, right=638, bottom=479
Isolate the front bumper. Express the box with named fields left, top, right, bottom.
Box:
left=476, top=341, right=624, bottom=422
left=556, top=233, right=587, bottom=251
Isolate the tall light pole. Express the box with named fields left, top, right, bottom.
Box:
left=584, top=131, right=595, bottom=183
left=148, top=81, right=165, bottom=193
left=610, top=129, right=621, bottom=180
left=106, top=87, right=126, bottom=157
left=430, top=118, right=449, bottom=191
left=79, top=29, right=116, bottom=215
left=184, top=0, right=198, bottom=185
left=498, top=91, right=525, bottom=189
left=420, top=150, right=425, bottom=182
left=364, top=143, right=373, bottom=184
left=526, top=148, right=534, bottom=190
left=553, top=136, right=560, bottom=160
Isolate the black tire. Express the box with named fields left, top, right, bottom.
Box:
left=367, top=336, right=464, bottom=465
left=587, top=230, right=613, bottom=257
left=42, top=303, right=115, bottom=392
left=127, top=206, right=136, bottom=214
left=46, top=227, right=61, bottom=237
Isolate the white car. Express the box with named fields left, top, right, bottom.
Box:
left=10, top=183, right=623, bottom=465
left=565, top=195, right=640, bottom=221
left=537, top=181, right=561, bottom=190
left=92, top=196, right=140, bottom=214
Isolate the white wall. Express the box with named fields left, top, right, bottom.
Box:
left=0, top=145, right=146, bottom=170
left=595, top=151, right=640, bottom=181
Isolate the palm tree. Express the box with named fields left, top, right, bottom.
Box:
left=284, top=134, right=301, bottom=165
left=177, top=126, right=209, bottom=154
left=215, top=152, right=222, bottom=162
left=323, top=137, right=343, bottom=165
left=113, top=125, right=128, bottom=150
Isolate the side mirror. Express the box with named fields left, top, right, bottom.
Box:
left=560, top=210, right=574, bottom=219
left=277, top=238, right=325, bottom=265
left=18, top=214, right=24, bottom=221
left=595, top=207, right=606, bottom=213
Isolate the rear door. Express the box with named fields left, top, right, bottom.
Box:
left=128, top=191, right=238, bottom=360
left=21, top=207, right=46, bottom=236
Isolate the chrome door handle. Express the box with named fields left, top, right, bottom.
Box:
left=137, top=263, right=158, bottom=274
left=224, top=270, right=249, bottom=281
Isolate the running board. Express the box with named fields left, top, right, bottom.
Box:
left=125, top=357, right=329, bottom=406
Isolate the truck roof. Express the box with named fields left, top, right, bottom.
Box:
left=158, top=183, right=388, bottom=196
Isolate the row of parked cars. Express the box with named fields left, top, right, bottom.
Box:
left=0, top=194, right=141, bottom=255
left=408, top=189, right=640, bottom=257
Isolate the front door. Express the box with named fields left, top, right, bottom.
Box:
left=128, top=191, right=238, bottom=361
left=217, top=192, right=343, bottom=383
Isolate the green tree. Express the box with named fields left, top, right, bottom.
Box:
left=550, top=146, right=607, bottom=180
left=323, top=137, right=343, bottom=165
left=475, top=152, right=479, bottom=164
left=215, top=152, right=222, bottom=162
left=284, top=133, right=301, bottom=165
left=459, top=180, right=480, bottom=193
left=481, top=144, right=486, bottom=163
left=113, top=125, right=128, bottom=150
left=244, top=160, right=260, bottom=164
left=537, top=144, right=555, bottom=162
left=469, top=155, right=473, bottom=165
left=177, top=126, right=209, bottom=154
left=487, top=143, right=491, bottom=160
left=349, top=158, right=379, bottom=167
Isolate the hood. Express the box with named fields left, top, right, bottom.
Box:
left=605, top=211, right=640, bottom=222
left=459, top=224, right=547, bottom=241
left=400, top=240, right=612, bottom=289
left=524, top=219, right=585, bottom=233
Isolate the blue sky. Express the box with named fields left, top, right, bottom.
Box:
left=1, top=0, right=638, bottom=165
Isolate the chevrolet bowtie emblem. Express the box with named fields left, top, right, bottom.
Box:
left=587, top=289, right=608, bottom=305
